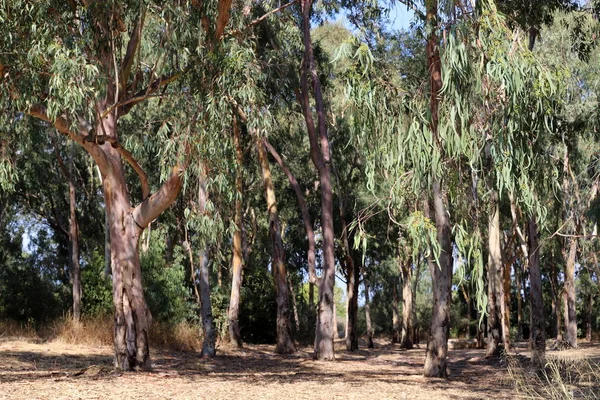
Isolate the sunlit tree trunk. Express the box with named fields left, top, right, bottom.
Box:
left=400, top=259, right=414, bottom=349
left=487, top=190, right=502, bottom=356
left=528, top=217, right=545, bottom=369
left=256, top=132, right=295, bottom=354
left=228, top=115, right=244, bottom=348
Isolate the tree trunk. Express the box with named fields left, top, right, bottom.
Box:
left=332, top=299, right=339, bottom=340
left=461, top=283, right=471, bottom=340
left=487, top=191, right=503, bottom=356
left=412, top=260, right=422, bottom=346
left=103, top=155, right=151, bottom=371
left=299, top=0, right=335, bottom=361
left=515, top=261, right=524, bottom=341
left=550, top=261, right=563, bottom=341
left=392, top=280, right=401, bottom=344
left=400, top=259, right=414, bottom=349
left=501, top=257, right=511, bottom=350
left=68, top=144, right=82, bottom=323
left=364, top=276, right=374, bottom=348
left=424, top=181, right=453, bottom=378
left=198, top=250, right=217, bottom=357
left=564, top=238, right=578, bottom=348
left=345, top=255, right=359, bottom=350
left=528, top=217, right=545, bottom=370
left=585, top=292, right=592, bottom=342
left=228, top=116, right=244, bottom=349
left=288, top=275, right=301, bottom=334
left=256, top=132, right=295, bottom=354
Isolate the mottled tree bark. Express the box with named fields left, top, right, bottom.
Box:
left=256, top=133, right=295, bottom=354
left=487, top=191, right=502, bottom=356
left=528, top=218, right=545, bottom=370
left=585, top=292, right=592, bottom=342
left=228, top=115, right=244, bottom=348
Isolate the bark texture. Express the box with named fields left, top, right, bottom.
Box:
left=68, top=145, right=81, bottom=323
left=228, top=116, right=244, bottom=349
left=563, top=238, right=577, bottom=348
left=256, top=134, right=295, bottom=354
left=423, top=182, right=453, bottom=378
left=392, top=281, right=401, bottom=344
left=299, top=0, right=336, bottom=361
left=400, top=267, right=414, bottom=349
left=528, top=218, right=546, bottom=369
left=486, top=191, right=502, bottom=356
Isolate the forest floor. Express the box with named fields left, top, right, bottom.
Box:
left=1, top=337, right=599, bottom=400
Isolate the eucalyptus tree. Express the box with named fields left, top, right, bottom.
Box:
left=0, top=0, right=240, bottom=370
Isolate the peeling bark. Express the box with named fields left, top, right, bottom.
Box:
left=400, top=258, right=414, bottom=349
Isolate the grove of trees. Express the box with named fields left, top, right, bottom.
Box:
left=0, top=0, right=599, bottom=380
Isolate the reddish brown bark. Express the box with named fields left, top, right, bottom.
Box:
left=299, top=0, right=336, bottom=361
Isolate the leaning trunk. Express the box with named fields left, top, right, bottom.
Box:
left=228, top=115, right=244, bottom=348
left=528, top=217, right=546, bottom=369
left=256, top=132, right=295, bottom=354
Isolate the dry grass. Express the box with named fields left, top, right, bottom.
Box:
left=44, top=316, right=203, bottom=352
left=0, top=320, right=37, bottom=340
left=507, top=346, right=600, bottom=399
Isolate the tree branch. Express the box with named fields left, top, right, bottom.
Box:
left=228, top=0, right=298, bottom=36
left=263, top=137, right=318, bottom=284
left=91, top=135, right=150, bottom=200
left=119, top=5, right=146, bottom=95
left=132, top=165, right=184, bottom=229
left=215, top=0, right=234, bottom=41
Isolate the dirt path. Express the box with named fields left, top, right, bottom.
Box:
left=0, top=338, right=527, bottom=399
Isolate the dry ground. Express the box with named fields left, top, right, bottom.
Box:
left=1, top=337, right=598, bottom=400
